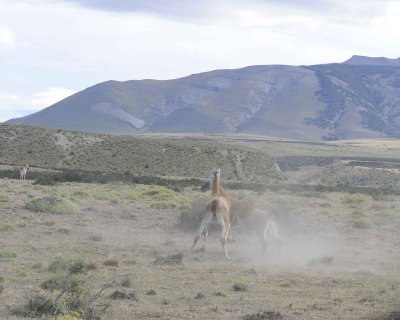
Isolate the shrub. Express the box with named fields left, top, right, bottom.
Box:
left=243, top=310, right=283, bottom=320
left=25, top=196, right=80, bottom=214
left=69, top=259, right=87, bottom=274
left=353, top=217, right=373, bottom=229
left=0, top=223, right=15, bottom=231
left=48, top=258, right=69, bottom=273
left=110, top=290, right=137, bottom=301
left=9, top=290, right=62, bottom=317
left=89, top=234, right=103, bottom=241
left=146, top=288, right=156, bottom=295
left=103, top=259, right=118, bottom=267
left=233, top=282, right=247, bottom=292
left=0, top=250, right=16, bottom=258
left=86, top=263, right=97, bottom=271
left=47, top=258, right=87, bottom=274
left=214, top=290, right=227, bottom=297
left=194, top=292, right=205, bottom=299
left=343, top=195, right=364, bottom=204
left=33, top=175, right=59, bottom=186
left=120, top=278, right=131, bottom=288
left=154, top=253, right=183, bottom=265
left=40, top=274, right=80, bottom=292
left=11, top=283, right=112, bottom=320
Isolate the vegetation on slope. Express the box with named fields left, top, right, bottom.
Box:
left=0, top=124, right=282, bottom=183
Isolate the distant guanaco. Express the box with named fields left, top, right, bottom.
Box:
left=18, top=165, right=29, bottom=180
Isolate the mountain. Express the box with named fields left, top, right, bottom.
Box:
left=6, top=57, right=400, bottom=140
left=343, top=55, right=400, bottom=67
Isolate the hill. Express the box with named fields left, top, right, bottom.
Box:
left=6, top=58, right=400, bottom=140
left=343, top=55, right=400, bottom=66
left=0, top=124, right=282, bottom=183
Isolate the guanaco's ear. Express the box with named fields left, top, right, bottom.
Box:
left=200, top=180, right=211, bottom=192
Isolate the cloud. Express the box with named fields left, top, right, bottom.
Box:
left=0, top=87, right=77, bottom=122
left=60, top=0, right=388, bottom=27
left=0, top=27, right=15, bottom=51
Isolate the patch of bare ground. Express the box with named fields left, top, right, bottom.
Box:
left=0, top=179, right=399, bottom=319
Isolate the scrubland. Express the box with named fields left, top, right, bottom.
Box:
left=1, top=178, right=399, bottom=319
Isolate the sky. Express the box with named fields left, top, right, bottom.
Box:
left=1, top=0, right=400, bottom=122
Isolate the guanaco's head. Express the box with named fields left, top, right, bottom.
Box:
left=212, top=167, right=221, bottom=178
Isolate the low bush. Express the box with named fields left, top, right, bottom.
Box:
left=353, top=217, right=373, bottom=229
left=233, top=282, right=248, bottom=292
left=11, top=279, right=112, bottom=319
left=110, top=290, right=137, bottom=301
left=0, top=250, right=16, bottom=258
left=47, top=258, right=87, bottom=274
left=40, top=273, right=80, bottom=292
left=103, top=259, right=118, bottom=267
left=243, top=310, right=283, bottom=320
left=10, top=290, right=59, bottom=317
left=89, top=234, right=103, bottom=241
left=25, top=196, right=80, bottom=214
left=146, top=288, right=156, bottom=295
left=0, top=223, right=16, bottom=231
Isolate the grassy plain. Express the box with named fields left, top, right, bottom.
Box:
left=0, top=178, right=399, bottom=320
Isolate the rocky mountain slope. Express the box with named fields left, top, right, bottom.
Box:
left=6, top=56, right=400, bottom=140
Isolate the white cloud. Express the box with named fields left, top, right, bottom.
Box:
left=31, top=87, right=77, bottom=108
left=0, top=27, right=15, bottom=51
left=0, top=87, right=77, bottom=122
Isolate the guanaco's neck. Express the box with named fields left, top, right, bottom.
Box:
left=211, top=175, right=220, bottom=196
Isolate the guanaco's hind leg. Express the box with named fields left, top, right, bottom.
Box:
left=264, top=220, right=282, bottom=256
left=189, top=210, right=213, bottom=254
left=216, top=209, right=231, bottom=260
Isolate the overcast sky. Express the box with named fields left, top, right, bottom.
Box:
left=1, top=0, right=400, bottom=121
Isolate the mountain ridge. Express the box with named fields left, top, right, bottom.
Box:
left=6, top=57, right=400, bottom=140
